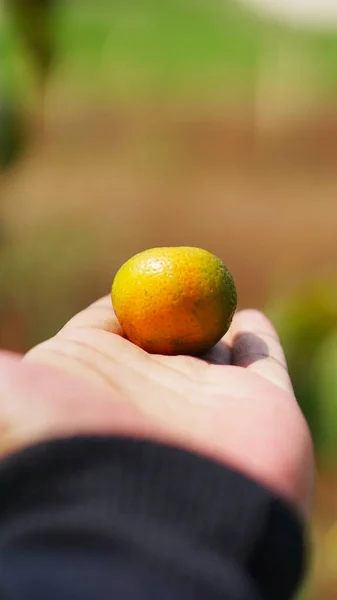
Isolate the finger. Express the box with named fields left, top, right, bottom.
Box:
left=59, top=295, right=123, bottom=335
left=201, top=338, right=232, bottom=365
left=0, top=350, right=23, bottom=366
left=151, top=338, right=231, bottom=376
left=0, top=351, right=23, bottom=382
left=225, top=309, right=293, bottom=393
left=23, top=295, right=123, bottom=380
left=24, top=291, right=188, bottom=397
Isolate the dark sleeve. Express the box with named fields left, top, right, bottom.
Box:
left=0, top=436, right=306, bottom=600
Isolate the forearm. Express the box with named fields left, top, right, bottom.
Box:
left=0, top=436, right=306, bottom=600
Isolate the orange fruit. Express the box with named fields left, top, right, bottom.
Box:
left=111, top=246, right=237, bottom=356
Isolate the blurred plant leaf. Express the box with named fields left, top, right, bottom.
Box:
left=267, top=278, right=337, bottom=463
left=0, top=95, right=26, bottom=170
left=5, top=0, right=57, bottom=88
left=311, top=329, right=337, bottom=463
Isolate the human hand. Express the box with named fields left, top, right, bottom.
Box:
left=0, top=296, right=313, bottom=515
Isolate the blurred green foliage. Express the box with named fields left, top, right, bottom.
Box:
left=1, top=0, right=337, bottom=103
left=312, top=329, right=337, bottom=462
left=5, top=0, right=56, bottom=89
left=268, top=278, right=337, bottom=466
left=0, top=95, right=25, bottom=170
left=52, top=0, right=337, bottom=97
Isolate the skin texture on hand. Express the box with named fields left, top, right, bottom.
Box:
left=0, top=296, right=314, bottom=517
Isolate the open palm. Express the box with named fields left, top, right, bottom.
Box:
left=1, top=296, right=313, bottom=514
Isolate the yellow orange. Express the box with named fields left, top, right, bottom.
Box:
left=111, top=246, right=237, bottom=356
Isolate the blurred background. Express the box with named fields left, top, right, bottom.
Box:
left=0, top=1, right=336, bottom=597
